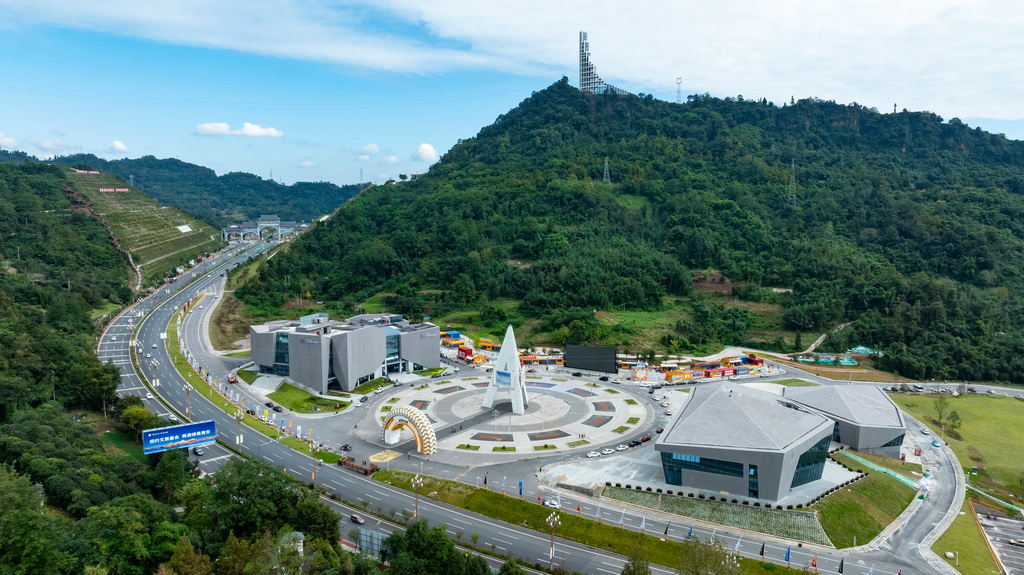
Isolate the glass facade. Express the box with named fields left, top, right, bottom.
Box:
left=790, top=435, right=831, bottom=488
left=748, top=465, right=759, bottom=498
left=881, top=433, right=905, bottom=447
left=832, top=421, right=842, bottom=442
left=661, top=452, right=743, bottom=486
left=272, top=333, right=290, bottom=376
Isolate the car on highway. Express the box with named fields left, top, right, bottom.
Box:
left=145, top=392, right=154, bottom=400
left=350, top=514, right=365, bottom=525
left=374, top=387, right=383, bottom=394
left=192, top=446, right=205, bottom=456
left=665, top=409, right=673, bottom=416
left=931, top=440, right=941, bottom=447
left=359, top=396, right=369, bottom=403
left=152, top=343, right=157, bottom=348
left=661, top=401, right=670, bottom=407
left=987, top=389, right=996, bottom=394
left=601, top=448, right=615, bottom=455
left=111, top=336, right=117, bottom=341
left=587, top=451, right=601, bottom=458
left=145, top=353, right=152, bottom=358
left=921, top=428, right=930, bottom=435
left=571, top=372, right=583, bottom=377
left=543, top=499, right=561, bottom=509
left=1010, top=538, right=1024, bottom=547
left=527, top=369, right=537, bottom=373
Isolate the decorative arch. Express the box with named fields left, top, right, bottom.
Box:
left=381, top=406, right=437, bottom=455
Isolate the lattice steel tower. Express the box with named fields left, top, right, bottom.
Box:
left=787, top=159, right=798, bottom=209
left=579, top=31, right=630, bottom=95
left=603, top=157, right=611, bottom=184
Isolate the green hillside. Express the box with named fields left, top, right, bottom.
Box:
left=237, top=78, right=1024, bottom=384
left=64, top=167, right=223, bottom=287
left=50, top=154, right=363, bottom=226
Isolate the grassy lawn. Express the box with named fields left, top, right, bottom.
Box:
left=90, top=302, right=121, bottom=321
left=375, top=471, right=808, bottom=574
left=612, top=426, right=630, bottom=433
left=625, top=399, right=638, bottom=405
left=534, top=444, right=557, bottom=451
left=812, top=452, right=916, bottom=548
left=932, top=501, right=1002, bottom=574
left=237, top=369, right=259, bottom=384
left=888, top=393, right=1023, bottom=491
left=492, top=446, right=516, bottom=452
left=626, top=417, right=640, bottom=424
left=771, top=378, right=818, bottom=387
left=353, top=378, right=391, bottom=394
left=456, top=444, right=480, bottom=450
left=99, top=429, right=148, bottom=464
left=850, top=451, right=923, bottom=481
left=268, top=382, right=349, bottom=413
left=566, top=440, right=589, bottom=447
left=222, top=350, right=251, bottom=358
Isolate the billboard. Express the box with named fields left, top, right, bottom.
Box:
left=495, top=370, right=511, bottom=387
left=564, top=345, right=617, bottom=373
left=142, top=420, right=217, bottom=455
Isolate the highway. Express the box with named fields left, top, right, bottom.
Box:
left=98, top=243, right=964, bottom=575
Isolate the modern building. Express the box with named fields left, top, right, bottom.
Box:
left=223, top=215, right=307, bottom=241
left=250, top=313, right=440, bottom=393
left=655, top=385, right=834, bottom=501
left=481, top=325, right=529, bottom=414
left=781, top=385, right=906, bottom=459
left=579, top=31, right=631, bottom=95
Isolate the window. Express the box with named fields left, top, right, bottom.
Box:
left=748, top=465, right=759, bottom=498
left=661, top=452, right=743, bottom=486
left=832, top=421, right=842, bottom=442
left=881, top=433, right=905, bottom=447
left=790, top=435, right=831, bottom=488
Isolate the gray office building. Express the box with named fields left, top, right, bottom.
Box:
left=250, top=313, right=440, bottom=393
left=655, top=385, right=834, bottom=502
left=781, top=385, right=906, bottom=459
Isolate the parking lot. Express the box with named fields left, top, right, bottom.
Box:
left=979, top=513, right=1024, bottom=574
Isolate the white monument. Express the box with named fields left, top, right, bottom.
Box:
left=480, top=325, right=529, bottom=414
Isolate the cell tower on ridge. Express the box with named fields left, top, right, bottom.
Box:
left=676, top=77, right=682, bottom=104
left=579, top=31, right=630, bottom=95
left=603, top=157, right=611, bottom=184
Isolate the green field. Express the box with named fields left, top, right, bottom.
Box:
left=268, top=382, right=349, bottom=413
left=100, top=429, right=148, bottom=464
left=772, top=378, right=818, bottom=387
left=932, top=500, right=1001, bottom=574
left=65, top=168, right=223, bottom=286
left=811, top=452, right=917, bottom=548
left=888, top=393, right=1023, bottom=490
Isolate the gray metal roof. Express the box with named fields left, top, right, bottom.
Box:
left=784, top=385, right=904, bottom=428
left=660, top=384, right=831, bottom=451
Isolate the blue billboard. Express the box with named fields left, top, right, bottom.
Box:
left=142, top=420, right=217, bottom=454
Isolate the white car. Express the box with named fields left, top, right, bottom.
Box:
left=544, top=499, right=561, bottom=509
left=921, top=428, right=930, bottom=435
left=587, top=451, right=601, bottom=458
left=145, top=392, right=154, bottom=400
left=601, top=448, right=615, bottom=455
left=661, top=401, right=671, bottom=407
left=665, top=409, right=673, bottom=416
left=616, top=444, right=629, bottom=451
left=111, top=336, right=117, bottom=341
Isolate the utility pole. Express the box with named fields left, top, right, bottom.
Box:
left=602, top=157, right=611, bottom=184
left=676, top=77, right=682, bottom=104
left=787, top=158, right=797, bottom=209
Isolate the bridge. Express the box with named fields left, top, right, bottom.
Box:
left=222, top=215, right=307, bottom=241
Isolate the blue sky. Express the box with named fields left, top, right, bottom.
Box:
left=1, top=1, right=1022, bottom=187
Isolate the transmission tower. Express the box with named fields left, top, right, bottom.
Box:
left=676, top=77, right=682, bottom=104
left=602, top=157, right=611, bottom=184
left=787, top=159, right=797, bottom=209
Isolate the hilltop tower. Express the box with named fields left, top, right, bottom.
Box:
left=579, top=31, right=630, bottom=95
left=481, top=325, right=529, bottom=415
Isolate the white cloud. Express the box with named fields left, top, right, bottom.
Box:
left=362, top=143, right=381, bottom=155
left=355, top=154, right=371, bottom=162
left=35, top=138, right=76, bottom=152
left=0, top=132, right=19, bottom=148
left=3, top=1, right=1024, bottom=122
left=413, top=142, right=438, bottom=162
left=108, top=140, right=129, bottom=153
left=195, top=122, right=283, bottom=137
left=298, top=160, right=315, bottom=167
left=382, top=155, right=399, bottom=164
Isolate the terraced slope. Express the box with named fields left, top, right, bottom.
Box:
left=64, top=168, right=223, bottom=288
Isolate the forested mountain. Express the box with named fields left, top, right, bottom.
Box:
left=240, top=77, right=1024, bottom=384
left=43, top=154, right=363, bottom=226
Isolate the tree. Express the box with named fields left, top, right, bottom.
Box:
left=497, top=558, right=526, bottom=575
left=947, top=410, right=962, bottom=433
left=621, top=536, right=651, bottom=575
left=163, top=536, right=212, bottom=575
left=0, top=465, right=74, bottom=574
left=76, top=503, right=153, bottom=575
left=214, top=532, right=250, bottom=575
left=934, top=395, right=949, bottom=426
left=464, top=554, right=490, bottom=575
left=675, top=537, right=740, bottom=575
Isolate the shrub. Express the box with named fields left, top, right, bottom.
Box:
left=656, top=488, right=662, bottom=493
left=645, top=487, right=652, bottom=492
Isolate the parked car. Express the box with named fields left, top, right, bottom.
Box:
left=628, top=440, right=642, bottom=447
left=931, top=440, right=941, bottom=447
left=599, top=376, right=610, bottom=381
left=587, top=451, right=600, bottom=458
left=272, top=406, right=283, bottom=413
left=656, top=428, right=664, bottom=434
left=192, top=446, right=205, bottom=456
left=340, top=444, right=353, bottom=452
left=641, top=436, right=652, bottom=443
left=571, top=372, right=583, bottom=377
left=616, top=444, right=629, bottom=451
left=265, top=402, right=273, bottom=408
left=601, top=448, right=615, bottom=455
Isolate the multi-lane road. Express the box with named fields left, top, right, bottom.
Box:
left=96, top=243, right=985, bottom=575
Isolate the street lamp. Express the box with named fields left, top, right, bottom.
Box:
left=234, top=410, right=243, bottom=446
left=311, top=444, right=319, bottom=487
left=546, top=511, right=561, bottom=570
left=412, top=475, right=424, bottom=519
left=184, top=384, right=193, bottom=417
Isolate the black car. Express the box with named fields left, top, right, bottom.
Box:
left=599, top=376, right=610, bottom=381
left=272, top=405, right=283, bottom=413
left=265, top=402, right=273, bottom=408
left=192, top=446, right=205, bottom=456
left=628, top=440, right=642, bottom=447
left=571, top=372, right=583, bottom=377
left=340, top=444, right=353, bottom=452
left=648, top=389, right=655, bottom=394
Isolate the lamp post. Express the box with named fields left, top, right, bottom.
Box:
left=311, top=444, right=319, bottom=487
left=184, top=384, right=193, bottom=417
left=546, top=511, right=561, bottom=570
left=412, top=475, right=424, bottom=519
left=234, top=410, right=243, bottom=446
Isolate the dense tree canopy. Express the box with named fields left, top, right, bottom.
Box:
left=239, top=78, right=1024, bottom=383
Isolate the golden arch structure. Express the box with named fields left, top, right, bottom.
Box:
left=381, top=406, right=437, bottom=455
